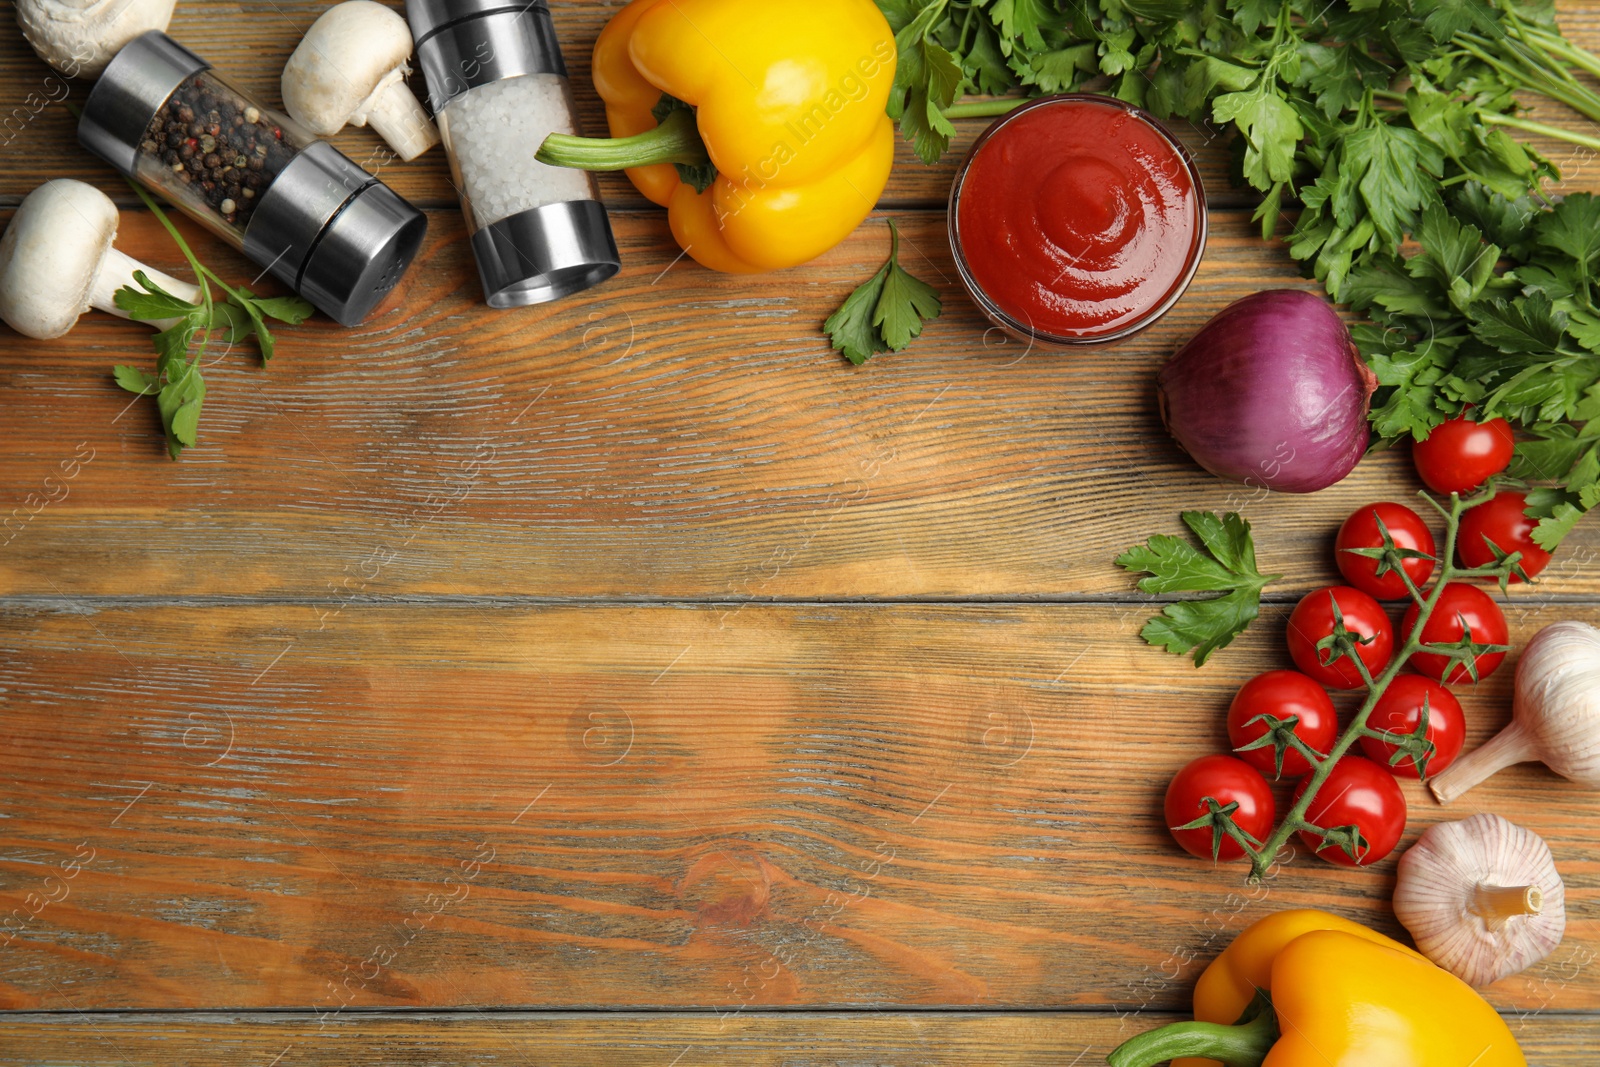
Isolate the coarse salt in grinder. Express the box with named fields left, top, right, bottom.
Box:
left=407, top=0, right=619, bottom=307
left=78, top=31, right=428, bottom=327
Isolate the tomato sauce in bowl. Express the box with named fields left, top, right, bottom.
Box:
left=949, top=94, right=1207, bottom=347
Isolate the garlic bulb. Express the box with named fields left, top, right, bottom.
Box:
left=1431, top=621, right=1600, bottom=804
left=1394, top=814, right=1565, bottom=987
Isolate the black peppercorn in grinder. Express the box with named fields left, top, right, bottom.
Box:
left=79, top=31, right=427, bottom=327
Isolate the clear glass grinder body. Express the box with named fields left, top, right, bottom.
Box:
left=408, top=0, right=620, bottom=308
left=131, top=68, right=314, bottom=248
left=79, top=31, right=429, bottom=326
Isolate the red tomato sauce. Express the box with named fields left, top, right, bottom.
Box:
left=953, top=96, right=1204, bottom=342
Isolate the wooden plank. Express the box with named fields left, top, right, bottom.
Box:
left=0, top=1011, right=1594, bottom=1066
left=7, top=0, right=1600, bottom=210
left=1, top=601, right=1596, bottom=1011
left=4, top=204, right=1599, bottom=600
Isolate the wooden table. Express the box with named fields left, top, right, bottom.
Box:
left=2, top=1, right=1598, bottom=1061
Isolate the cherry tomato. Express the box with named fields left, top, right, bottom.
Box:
left=1164, top=755, right=1275, bottom=862
left=1226, top=670, right=1338, bottom=778
left=1335, top=502, right=1437, bottom=600
left=1294, top=757, right=1407, bottom=867
left=1286, top=586, right=1395, bottom=690
left=1412, top=414, right=1515, bottom=495
left=1458, top=492, right=1552, bottom=581
left=1401, top=582, right=1509, bottom=685
left=1359, top=675, right=1466, bottom=779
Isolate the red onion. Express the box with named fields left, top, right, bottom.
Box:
left=1158, top=290, right=1377, bottom=494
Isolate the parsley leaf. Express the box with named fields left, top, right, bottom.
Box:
left=1212, top=78, right=1303, bottom=188
left=826, top=219, right=941, bottom=366
left=1116, top=512, right=1283, bottom=667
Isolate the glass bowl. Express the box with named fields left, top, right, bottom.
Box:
left=948, top=93, right=1209, bottom=349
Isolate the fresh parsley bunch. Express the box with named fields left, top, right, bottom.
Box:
left=113, top=183, right=313, bottom=458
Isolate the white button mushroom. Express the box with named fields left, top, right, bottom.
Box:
left=281, top=1, right=440, bottom=163
left=15, top=0, right=178, bottom=78
left=0, top=179, right=200, bottom=340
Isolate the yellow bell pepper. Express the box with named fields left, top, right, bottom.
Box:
left=1109, top=909, right=1526, bottom=1067
left=537, top=0, right=897, bottom=274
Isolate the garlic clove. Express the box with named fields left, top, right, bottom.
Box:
left=1394, top=814, right=1565, bottom=987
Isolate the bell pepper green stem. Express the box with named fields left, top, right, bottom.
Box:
left=537, top=108, right=711, bottom=171
left=1106, top=1006, right=1278, bottom=1067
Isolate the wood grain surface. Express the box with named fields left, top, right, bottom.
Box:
left=2, top=601, right=1597, bottom=1012
left=6, top=205, right=1600, bottom=601
left=0, top=1012, right=1596, bottom=1066
left=3, top=0, right=1600, bottom=1059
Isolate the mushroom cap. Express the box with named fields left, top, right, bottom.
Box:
left=0, top=179, right=119, bottom=340
left=1395, top=813, right=1566, bottom=987
left=15, top=0, right=178, bottom=78
left=281, top=0, right=417, bottom=136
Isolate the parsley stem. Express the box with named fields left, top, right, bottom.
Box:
left=944, top=97, right=1031, bottom=119
left=1519, top=26, right=1600, bottom=82
left=123, top=180, right=211, bottom=313
left=1482, top=112, right=1600, bottom=154
left=1456, top=36, right=1600, bottom=124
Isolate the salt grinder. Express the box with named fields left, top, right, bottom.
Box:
left=78, top=31, right=428, bottom=327
left=407, top=0, right=620, bottom=308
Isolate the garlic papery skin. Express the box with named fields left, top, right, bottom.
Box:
left=1431, top=620, right=1600, bottom=804
left=1394, top=814, right=1565, bottom=987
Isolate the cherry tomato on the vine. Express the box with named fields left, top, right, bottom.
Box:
left=1359, top=674, right=1466, bottom=779
left=1458, top=492, right=1552, bottom=581
left=1226, top=670, right=1338, bottom=778
left=1286, top=586, right=1395, bottom=690
left=1412, top=414, right=1515, bottom=496
left=1164, top=755, right=1275, bottom=862
left=1335, top=502, right=1437, bottom=600
left=1402, top=582, right=1509, bottom=685
left=1294, top=757, right=1407, bottom=867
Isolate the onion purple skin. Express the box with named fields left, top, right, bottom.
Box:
left=1158, top=290, right=1378, bottom=494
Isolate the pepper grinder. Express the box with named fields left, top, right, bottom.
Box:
left=407, top=0, right=620, bottom=308
left=79, top=31, right=428, bottom=327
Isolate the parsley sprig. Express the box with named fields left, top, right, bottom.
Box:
left=112, top=182, right=313, bottom=458
left=1115, top=511, right=1282, bottom=666
left=825, top=218, right=942, bottom=365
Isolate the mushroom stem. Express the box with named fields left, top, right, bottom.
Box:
left=1429, top=720, right=1540, bottom=804
left=90, top=249, right=202, bottom=330
left=1472, top=884, right=1544, bottom=930
left=366, top=80, right=440, bottom=163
